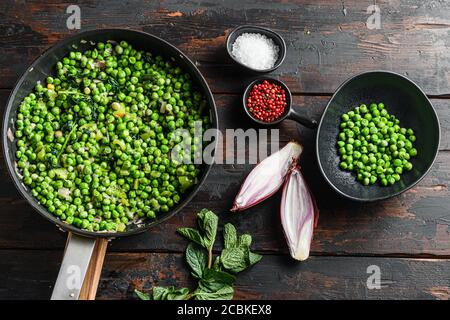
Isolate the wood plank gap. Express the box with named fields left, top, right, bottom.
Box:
left=1, top=247, right=450, bottom=261
left=2, top=87, right=450, bottom=100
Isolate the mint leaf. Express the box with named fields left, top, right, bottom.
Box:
left=249, top=251, right=263, bottom=266
left=221, top=226, right=262, bottom=273
left=194, top=285, right=234, bottom=300
left=186, top=243, right=208, bottom=279
left=177, top=227, right=204, bottom=247
left=134, top=289, right=151, bottom=300
left=223, top=223, right=237, bottom=249
left=166, top=288, right=190, bottom=300
left=220, top=247, right=248, bottom=273
left=238, top=234, right=252, bottom=248
left=153, top=286, right=190, bottom=300
left=212, top=256, right=223, bottom=271
left=197, top=209, right=218, bottom=250
left=199, top=269, right=236, bottom=292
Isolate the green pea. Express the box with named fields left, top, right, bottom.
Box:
left=404, top=162, right=413, bottom=171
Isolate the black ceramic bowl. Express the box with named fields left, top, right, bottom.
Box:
left=226, top=25, right=286, bottom=73
left=316, top=71, right=440, bottom=201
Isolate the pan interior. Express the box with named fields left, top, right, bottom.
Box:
left=3, top=29, right=217, bottom=237
left=317, top=71, right=440, bottom=201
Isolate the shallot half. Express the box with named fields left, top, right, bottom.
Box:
left=280, top=165, right=319, bottom=261
left=231, top=141, right=303, bottom=212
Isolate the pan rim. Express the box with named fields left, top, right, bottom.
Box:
left=315, top=70, right=441, bottom=202
left=2, top=28, right=218, bottom=238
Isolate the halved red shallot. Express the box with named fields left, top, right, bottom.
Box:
left=231, top=141, right=303, bottom=212
left=280, top=165, right=319, bottom=261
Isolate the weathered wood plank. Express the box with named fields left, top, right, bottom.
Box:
left=1, top=249, right=449, bottom=300
left=2, top=0, right=450, bottom=95
left=100, top=253, right=450, bottom=300
left=0, top=91, right=449, bottom=255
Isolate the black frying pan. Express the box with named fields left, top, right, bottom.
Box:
left=242, top=71, right=440, bottom=202
left=2, top=29, right=218, bottom=299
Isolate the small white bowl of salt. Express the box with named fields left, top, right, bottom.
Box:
left=226, top=25, right=286, bottom=73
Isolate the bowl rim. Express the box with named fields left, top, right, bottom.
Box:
left=226, top=25, right=287, bottom=73
left=315, top=70, right=441, bottom=202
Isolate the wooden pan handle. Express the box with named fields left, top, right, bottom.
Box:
left=79, top=238, right=109, bottom=300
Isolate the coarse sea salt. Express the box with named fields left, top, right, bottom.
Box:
left=231, top=33, right=279, bottom=70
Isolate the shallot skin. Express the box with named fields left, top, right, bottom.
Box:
left=280, top=165, right=318, bottom=261
left=231, top=142, right=303, bottom=212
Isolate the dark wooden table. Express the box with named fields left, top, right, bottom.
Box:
left=1, top=0, right=450, bottom=300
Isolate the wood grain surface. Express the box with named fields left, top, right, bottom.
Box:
left=1, top=0, right=450, bottom=300
left=79, top=238, right=109, bottom=300
left=2, top=250, right=450, bottom=300
left=2, top=0, right=450, bottom=95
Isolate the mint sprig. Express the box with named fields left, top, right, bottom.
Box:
left=135, top=209, right=262, bottom=300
